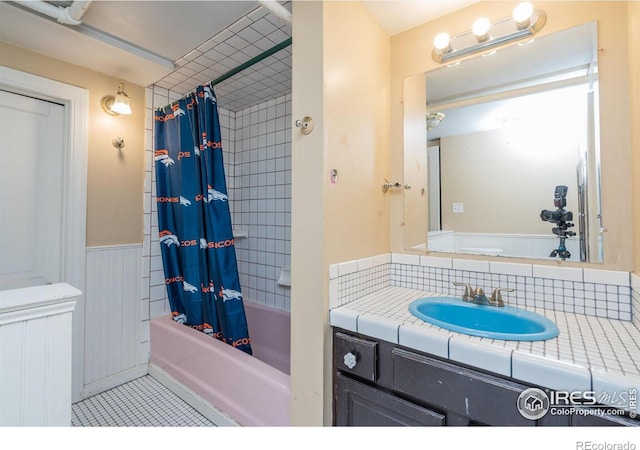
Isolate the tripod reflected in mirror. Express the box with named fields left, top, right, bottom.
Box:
left=540, top=185, right=576, bottom=260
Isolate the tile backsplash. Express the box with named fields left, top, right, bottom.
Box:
left=330, top=254, right=633, bottom=321
left=632, top=273, right=640, bottom=326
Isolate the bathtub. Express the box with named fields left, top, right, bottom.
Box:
left=150, top=300, right=290, bottom=426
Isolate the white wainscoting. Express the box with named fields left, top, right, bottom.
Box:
left=427, top=231, right=581, bottom=261
left=0, top=283, right=79, bottom=426
left=83, top=244, right=148, bottom=398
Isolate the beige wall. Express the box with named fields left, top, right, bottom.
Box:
left=403, top=73, right=429, bottom=248
left=630, top=2, right=640, bottom=274
left=290, top=1, right=390, bottom=425
left=323, top=4, right=391, bottom=264
left=0, top=41, right=145, bottom=247
left=390, top=1, right=633, bottom=270
left=440, top=128, right=580, bottom=234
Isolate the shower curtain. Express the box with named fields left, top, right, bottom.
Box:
left=154, top=84, right=251, bottom=355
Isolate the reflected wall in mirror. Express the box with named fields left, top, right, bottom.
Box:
left=408, top=22, right=603, bottom=263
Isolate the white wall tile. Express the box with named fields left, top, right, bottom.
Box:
left=532, top=265, right=583, bottom=282
left=489, top=261, right=533, bottom=277
left=329, top=263, right=339, bottom=280
left=329, top=279, right=339, bottom=309
left=357, top=256, right=376, bottom=271
left=338, top=260, right=358, bottom=276
left=583, top=268, right=630, bottom=286
left=374, top=253, right=390, bottom=266
left=391, top=253, right=420, bottom=265
left=452, top=258, right=490, bottom=273
left=420, top=255, right=452, bottom=269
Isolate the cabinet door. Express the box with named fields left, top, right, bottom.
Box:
left=335, top=373, right=445, bottom=426
left=392, top=348, right=535, bottom=426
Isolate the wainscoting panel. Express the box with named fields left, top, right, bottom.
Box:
left=84, top=245, right=147, bottom=397
left=0, top=283, right=79, bottom=425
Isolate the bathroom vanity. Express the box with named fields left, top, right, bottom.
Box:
left=333, top=328, right=638, bottom=426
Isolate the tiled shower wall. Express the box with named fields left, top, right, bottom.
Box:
left=143, top=87, right=291, bottom=321
left=232, top=96, right=292, bottom=311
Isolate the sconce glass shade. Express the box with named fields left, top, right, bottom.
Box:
left=472, top=17, right=491, bottom=42
left=513, top=2, right=534, bottom=29
left=101, top=82, right=132, bottom=115
left=111, top=83, right=131, bottom=115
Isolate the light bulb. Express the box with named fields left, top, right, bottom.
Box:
left=472, top=17, right=491, bottom=42
left=513, top=2, right=534, bottom=29
left=434, top=32, right=452, bottom=53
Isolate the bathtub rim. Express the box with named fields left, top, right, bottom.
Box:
left=150, top=315, right=290, bottom=426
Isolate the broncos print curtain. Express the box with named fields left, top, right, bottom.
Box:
left=154, top=85, right=251, bottom=355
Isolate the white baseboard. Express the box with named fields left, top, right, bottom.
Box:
left=148, top=363, right=240, bottom=427
left=81, top=364, right=149, bottom=399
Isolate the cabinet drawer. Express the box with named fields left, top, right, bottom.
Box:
left=392, top=347, right=534, bottom=426
left=335, top=373, right=445, bottom=426
left=334, top=331, right=377, bottom=382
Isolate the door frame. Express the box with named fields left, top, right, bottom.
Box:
left=0, top=65, right=88, bottom=402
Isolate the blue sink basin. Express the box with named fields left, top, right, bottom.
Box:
left=408, top=296, right=559, bottom=341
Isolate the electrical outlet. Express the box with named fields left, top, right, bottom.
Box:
left=452, top=203, right=464, bottom=214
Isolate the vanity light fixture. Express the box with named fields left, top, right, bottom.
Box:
left=101, top=82, right=132, bottom=115
left=472, top=17, right=491, bottom=43
left=431, top=2, right=546, bottom=64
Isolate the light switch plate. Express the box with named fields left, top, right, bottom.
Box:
left=452, top=202, right=464, bottom=213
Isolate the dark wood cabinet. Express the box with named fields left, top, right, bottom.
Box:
left=391, top=347, right=535, bottom=426
left=335, top=373, right=445, bottom=426
left=333, top=328, right=638, bottom=427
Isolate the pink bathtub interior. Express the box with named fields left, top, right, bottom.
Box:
left=150, top=300, right=290, bottom=426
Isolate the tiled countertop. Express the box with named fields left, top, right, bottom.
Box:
left=329, top=286, right=640, bottom=412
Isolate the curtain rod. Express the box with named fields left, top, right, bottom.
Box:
left=210, top=37, right=292, bottom=87
left=163, top=37, right=292, bottom=109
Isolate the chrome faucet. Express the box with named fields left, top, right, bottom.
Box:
left=452, top=282, right=474, bottom=302
left=453, top=282, right=514, bottom=307
left=472, top=287, right=490, bottom=305
left=489, top=287, right=515, bottom=307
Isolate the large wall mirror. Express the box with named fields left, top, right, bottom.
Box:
left=405, top=22, right=604, bottom=263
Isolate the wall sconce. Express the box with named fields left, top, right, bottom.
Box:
left=101, top=82, right=132, bottom=115
left=431, top=2, right=546, bottom=64
left=427, top=112, right=445, bottom=130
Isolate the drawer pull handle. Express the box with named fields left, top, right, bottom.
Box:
left=343, top=352, right=358, bottom=369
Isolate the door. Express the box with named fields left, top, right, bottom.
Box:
left=427, top=144, right=441, bottom=232
left=0, top=90, right=65, bottom=290
left=576, top=157, right=588, bottom=262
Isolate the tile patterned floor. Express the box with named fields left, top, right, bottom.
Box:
left=72, top=376, right=215, bottom=427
